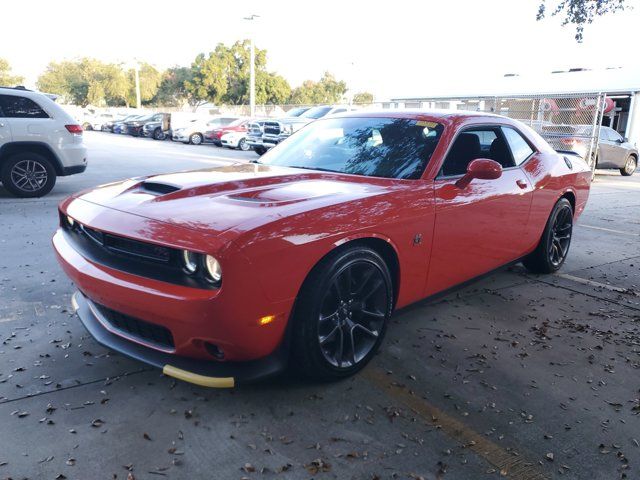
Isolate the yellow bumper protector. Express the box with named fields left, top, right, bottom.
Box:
left=162, top=364, right=235, bottom=388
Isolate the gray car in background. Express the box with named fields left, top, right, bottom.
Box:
left=543, top=124, right=638, bottom=176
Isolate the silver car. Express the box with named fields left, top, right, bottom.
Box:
left=543, top=124, right=637, bottom=176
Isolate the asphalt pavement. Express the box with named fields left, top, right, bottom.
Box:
left=0, top=132, right=638, bottom=480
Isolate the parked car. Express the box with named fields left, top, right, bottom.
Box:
left=172, top=117, right=238, bottom=145
left=127, top=113, right=168, bottom=137
left=108, top=114, right=140, bottom=133
left=82, top=113, right=123, bottom=131
left=542, top=124, right=637, bottom=176
left=206, top=118, right=252, bottom=147
left=54, top=110, right=591, bottom=386
left=142, top=114, right=172, bottom=140
left=248, top=105, right=357, bottom=155
left=0, top=86, right=87, bottom=197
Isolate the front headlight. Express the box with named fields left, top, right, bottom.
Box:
left=182, top=250, right=199, bottom=273
left=205, top=255, right=222, bottom=283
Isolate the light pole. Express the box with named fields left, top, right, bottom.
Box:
left=134, top=62, right=141, bottom=110
left=243, top=14, right=260, bottom=117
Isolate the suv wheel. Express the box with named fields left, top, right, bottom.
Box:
left=82, top=123, right=92, bottom=131
left=254, top=146, right=267, bottom=156
left=620, top=155, right=637, bottom=176
left=189, top=133, right=203, bottom=145
left=1, top=153, right=57, bottom=198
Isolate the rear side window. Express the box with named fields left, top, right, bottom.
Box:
left=501, top=127, right=534, bottom=165
left=0, top=95, right=49, bottom=119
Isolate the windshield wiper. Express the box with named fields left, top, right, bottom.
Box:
left=286, top=165, right=338, bottom=173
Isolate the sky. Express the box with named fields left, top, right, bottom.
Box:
left=1, top=0, right=639, bottom=100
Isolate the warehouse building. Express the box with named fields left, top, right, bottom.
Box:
left=387, top=67, right=640, bottom=147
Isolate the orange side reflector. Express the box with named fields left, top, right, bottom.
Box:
left=258, top=315, right=276, bottom=326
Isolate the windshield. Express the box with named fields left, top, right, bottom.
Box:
left=285, top=107, right=309, bottom=117
left=226, top=118, right=246, bottom=127
left=301, top=106, right=332, bottom=119
left=259, top=117, right=444, bottom=180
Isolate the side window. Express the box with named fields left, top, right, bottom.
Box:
left=608, top=128, right=623, bottom=142
left=332, top=109, right=347, bottom=114
left=441, top=127, right=514, bottom=176
left=0, top=95, right=49, bottom=119
left=502, top=127, right=534, bottom=166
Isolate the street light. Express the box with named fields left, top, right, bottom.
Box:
left=243, top=14, right=260, bottom=117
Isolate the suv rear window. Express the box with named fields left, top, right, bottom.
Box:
left=0, top=95, right=49, bottom=118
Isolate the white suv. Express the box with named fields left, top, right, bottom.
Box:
left=0, top=87, right=87, bottom=197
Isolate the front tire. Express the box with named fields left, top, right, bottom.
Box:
left=153, top=128, right=166, bottom=141
left=238, top=138, right=250, bottom=151
left=291, top=246, right=393, bottom=381
left=189, top=133, right=203, bottom=145
left=621, top=155, right=637, bottom=176
left=522, top=198, right=573, bottom=274
left=1, top=152, right=57, bottom=198
left=254, top=146, right=267, bottom=156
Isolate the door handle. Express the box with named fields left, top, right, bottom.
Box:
left=516, top=179, right=528, bottom=189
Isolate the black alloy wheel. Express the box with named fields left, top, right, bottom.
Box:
left=523, top=198, right=573, bottom=274
left=548, top=203, right=573, bottom=267
left=292, top=246, right=393, bottom=380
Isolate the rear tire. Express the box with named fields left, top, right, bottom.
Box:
left=291, top=246, right=393, bottom=381
left=522, top=198, right=573, bottom=274
left=1, top=152, right=57, bottom=198
left=620, top=155, right=637, bottom=176
left=82, top=123, right=92, bottom=131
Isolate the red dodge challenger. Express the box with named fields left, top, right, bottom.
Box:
left=53, top=111, right=591, bottom=387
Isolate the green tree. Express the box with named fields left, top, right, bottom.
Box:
left=289, top=72, right=347, bottom=105
left=153, top=67, right=195, bottom=107
left=37, top=58, right=128, bottom=106
left=126, top=63, right=162, bottom=107
left=0, top=59, right=24, bottom=86
left=537, top=0, right=627, bottom=41
left=185, top=48, right=230, bottom=105
left=352, top=92, right=374, bottom=105
left=186, top=40, right=291, bottom=106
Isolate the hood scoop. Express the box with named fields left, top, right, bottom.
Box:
left=138, top=181, right=181, bottom=196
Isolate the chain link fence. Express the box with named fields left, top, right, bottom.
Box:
left=388, top=94, right=608, bottom=170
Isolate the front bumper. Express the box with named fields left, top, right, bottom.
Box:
left=247, top=136, right=275, bottom=149
left=72, top=291, right=288, bottom=387
left=172, top=133, right=188, bottom=142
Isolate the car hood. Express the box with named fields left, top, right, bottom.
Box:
left=71, top=163, right=391, bottom=238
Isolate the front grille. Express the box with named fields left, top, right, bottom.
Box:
left=263, top=122, right=281, bottom=136
left=79, top=225, right=171, bottom=263
left=93, top=301, right=175, bottom=350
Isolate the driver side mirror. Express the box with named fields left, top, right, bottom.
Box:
left=455, top=158, right=503, bottom=189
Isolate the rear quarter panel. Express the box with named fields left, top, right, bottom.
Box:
left=522, top=151, right=591, bottom=253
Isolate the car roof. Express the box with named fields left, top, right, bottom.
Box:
left=328, top=109, right=506, bottom=125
